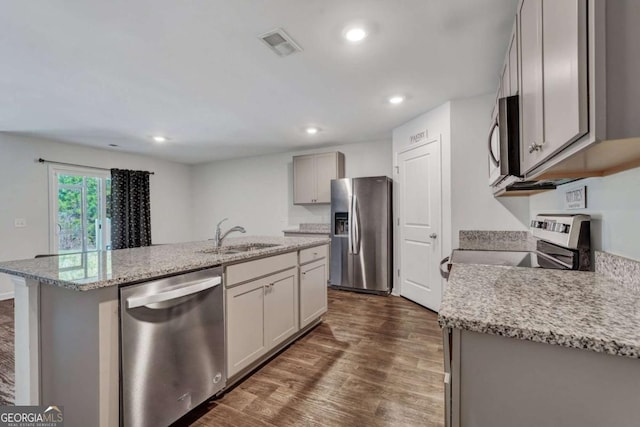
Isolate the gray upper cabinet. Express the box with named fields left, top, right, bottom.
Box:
left=508, top=23, right=518, bottom=96
left=541, top=0, right=588, bottom=154
left=293, top=151, right=345, bottom=205
left=519, top=0, right=545, bottom=173
left=501, top=63, right=509, bottom=98
left=493, top=0, right=640, bottom=193
left=520, top=0, right=588, bottom=174
left=293, top=154, right=316, bottom=204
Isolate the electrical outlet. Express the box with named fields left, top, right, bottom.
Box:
left=14, top=218, right=27, bottom=228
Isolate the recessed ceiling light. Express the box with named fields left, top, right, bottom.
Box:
left=389, top=95, right=405, bottom=105
left=152, top=136, right=167, bottom=143
left=305, top=127, right=319, bottom=135
left=345, top=28, right=367, bottom=42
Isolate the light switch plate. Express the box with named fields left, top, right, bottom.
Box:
left=564, top=186, right=587, bottom=210
left=14, top=218, right=27, bottom=228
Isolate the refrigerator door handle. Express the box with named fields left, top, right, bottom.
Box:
left=353, top=194, right=360, bottom=255
left=348, top=194, right=354, bottom=254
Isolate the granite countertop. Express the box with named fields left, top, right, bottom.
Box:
left=283, top=223, right=330, bottom=235
left=438, top=263, right=640, bottom=358
left=0, top=236, right=330, bottom=292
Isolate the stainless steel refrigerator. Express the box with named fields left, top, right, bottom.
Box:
left=329, top=176, right=392, bottom=294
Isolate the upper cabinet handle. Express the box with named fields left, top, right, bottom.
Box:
left=529, top=142, right=543, bottom=153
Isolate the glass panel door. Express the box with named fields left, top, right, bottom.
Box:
left=51, top=168, right=111, bottom=253
left=57, top=183, right=84, bottom=253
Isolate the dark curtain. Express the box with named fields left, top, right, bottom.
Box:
left=110, top=169, right=152, bottom=249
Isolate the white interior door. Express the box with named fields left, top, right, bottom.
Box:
left=397, top=139, right=442, bottom=311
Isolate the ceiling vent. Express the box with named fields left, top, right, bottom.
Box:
left=259, top=28, right=302, bottom=57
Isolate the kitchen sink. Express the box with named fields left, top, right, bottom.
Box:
left=200, top=243, right=280, bottom=255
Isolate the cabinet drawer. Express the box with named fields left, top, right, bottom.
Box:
left=299, top=245, right=328, bottom=265
left=226, top=252, right=297, bottom=287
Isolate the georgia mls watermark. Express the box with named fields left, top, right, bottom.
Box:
left=0, top=406, right=64, bottom=427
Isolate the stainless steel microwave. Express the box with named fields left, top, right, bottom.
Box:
left=488, top=95, right=521, bottom=185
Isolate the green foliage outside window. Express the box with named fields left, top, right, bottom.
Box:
left=57, top=175, right=111, bottom=251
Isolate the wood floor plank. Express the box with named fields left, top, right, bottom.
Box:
left=175, top=289, right=445, bottom=426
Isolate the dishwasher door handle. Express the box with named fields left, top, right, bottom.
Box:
left=127, top=276, right=222, bottom=309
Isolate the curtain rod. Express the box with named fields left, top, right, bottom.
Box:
left=38, top=158, right=155, bottom=175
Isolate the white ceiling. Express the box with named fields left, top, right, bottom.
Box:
left=0, top=0, right=517, bottom=164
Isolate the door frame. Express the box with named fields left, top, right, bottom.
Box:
left=393, top=135, right=443, bottom=299
left=48, top=165, right=111, bottom=254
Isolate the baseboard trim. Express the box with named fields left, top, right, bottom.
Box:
left=0, top=291, right=15, bottom=301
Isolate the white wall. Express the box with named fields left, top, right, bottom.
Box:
left=529, top=167, right=640, bottom=260
left=450, top=95, right=529, bottom=248
left=0, top=133, right=193, bottom=299
left=190, top=139, right=392, bottom=239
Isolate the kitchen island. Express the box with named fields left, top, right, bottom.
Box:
left=0, top=236, right=330, bottom=427
left=439, top=252, right=640, bottom=427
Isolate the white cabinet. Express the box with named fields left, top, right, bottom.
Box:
left=226, top=279, right=267, bottom=378
left=520, top=0, right=588, bottom=173
left=293, top=152, right=345, bottom=204
left=299, top=245, right=328, bottom=329
left=226, top=267, right=298, bottom=378
left=265, top=271, right=298, bottom=349
left=225, top=245, right=328, bottom=379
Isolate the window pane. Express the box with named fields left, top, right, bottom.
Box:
left=58, top=187, right=83, bottom=253
left=58, top=174, right=83, bottom=185
left=86, top=177, right=99, bottom=251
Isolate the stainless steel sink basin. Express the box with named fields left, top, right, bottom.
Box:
left=200, top=243, right=280, bottom=255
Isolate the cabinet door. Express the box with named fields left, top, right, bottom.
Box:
left=226, top=280, right=266, bottom=378
left=542, top=0, right=588, bottom=154
left=501, top=63, right=510, bottom=98
left=314, top=152, right=337, bottom=203
left=508, top=26, right=518, bottom=96
left=265, top=268, right=298, bottom=349
left=293, top=155, right=316, bottom=204
left=300, top=260, right=328, bottom=329
left=519, top=0, right=545, bottom=173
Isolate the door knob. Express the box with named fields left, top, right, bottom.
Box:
left=429, top=233, right=437, bottom=239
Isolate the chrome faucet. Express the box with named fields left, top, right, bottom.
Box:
left=214, top=218, right=246, bottom=247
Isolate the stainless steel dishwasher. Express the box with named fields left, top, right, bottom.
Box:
left=120, top=267, right=225, bottom=427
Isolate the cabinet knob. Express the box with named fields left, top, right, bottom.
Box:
left=429, top=233, right=438, bottom=239
left=528, top=142, right=543, bottom=153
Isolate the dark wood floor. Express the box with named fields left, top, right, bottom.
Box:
left=178, top=289, right=445, bottom=427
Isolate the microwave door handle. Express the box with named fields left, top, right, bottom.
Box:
left=488, top=119, right=500, bottom=166
left=126, top=277, right=221, bottom=309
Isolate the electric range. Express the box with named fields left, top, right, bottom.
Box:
left=442, top=214, right=591, bottom=279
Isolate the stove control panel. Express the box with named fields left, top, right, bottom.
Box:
left=531, top=214, right=590, bottom=249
